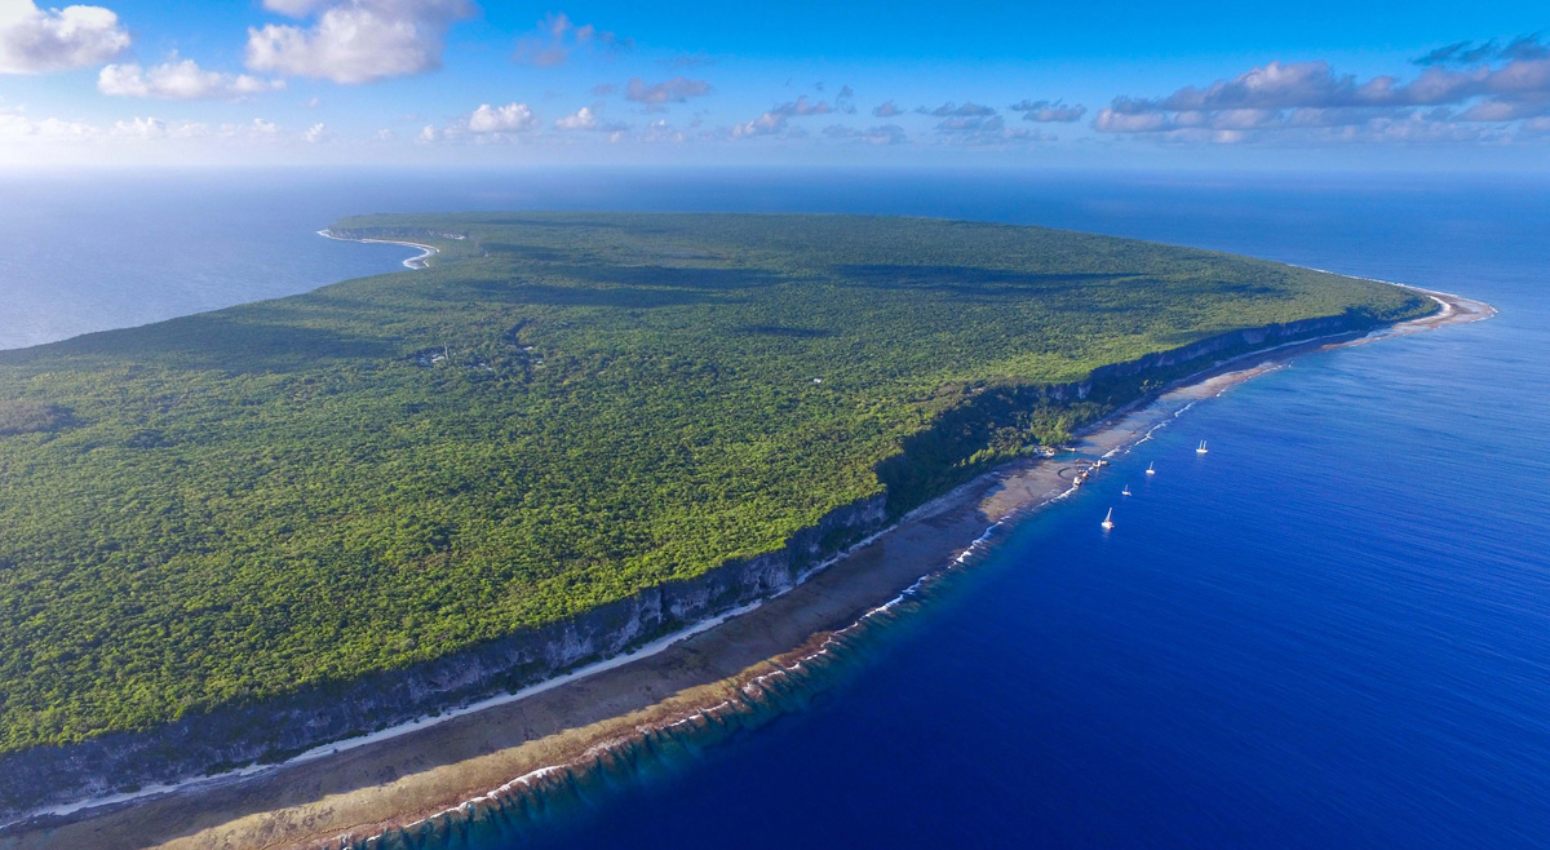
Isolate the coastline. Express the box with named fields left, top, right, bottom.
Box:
left=317, top=229, right=440, bottom=270
left=1, top=288, right=1492, bottom=850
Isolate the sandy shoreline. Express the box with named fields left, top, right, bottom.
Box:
left=1, top=288, right=1492, bottom=850
left=316, top=229, right=440, bottom=270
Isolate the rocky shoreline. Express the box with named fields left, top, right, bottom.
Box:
left=3, top=289, right=1493, bottom=850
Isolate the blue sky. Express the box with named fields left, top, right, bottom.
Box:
left=1, top=0, right=1547, bottom=169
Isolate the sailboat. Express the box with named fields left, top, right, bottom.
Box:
left=1145, top=461, right=1156, bottom=476
left=1101, top=507, right=1115, bottom=530
left=1196, top=440, right=1209, bottom=455
left=1122, top=484, right=1133, bottom=497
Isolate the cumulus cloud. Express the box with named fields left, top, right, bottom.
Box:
left=774, top=95, right=832, bottom=116
left=729, top=96, right=834, bottom=139
left=466, top=102, right=536, bottom=134
left=917, top=101, right=996, bottom=117
left=624, top=76, right=711, bottom=107
left=112, top=116, right=280, bottom=142
left=730, top=111, right=785, bottom=138
left=0, top=0, right=129, bottom=73
left=413, top=101, right=548, bottom=143
left=872, top=100, right=903, bottom=118
left=554, top=106, right=594, bottom=130
left=303, top=121, right=329, bottom=142
left=228, top=117, right=279, bottom=138
left=513, top=12, right=628, bottom=67
left=1094, top=51, right=1550, bottom=143
left=554, top=105, right=627, bottom=132
left=0, top=108, right=98, bottom=140
left=1009, top=99, right=1086, bottom=122
left=110, top=116, right=210, bottom=140
left=99, top=57, right=285, bottom=99
left=822, top=123, right=906, bottom=145
left=246, top=0, right=473, bottom=85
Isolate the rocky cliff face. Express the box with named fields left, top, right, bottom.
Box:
left=1051, top=313, right=1363, bottom=401
left=0, top=310, right=1383, bottom=822
left=0, top=494, right=887, bottom=821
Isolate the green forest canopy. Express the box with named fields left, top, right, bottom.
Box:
left=0, top=213, right=1430, bottom=752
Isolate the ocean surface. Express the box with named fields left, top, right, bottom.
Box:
left=4, top=170, right=1546, bottom=848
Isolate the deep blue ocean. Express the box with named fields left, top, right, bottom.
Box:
left=3, top=169, right=1546, bottom=848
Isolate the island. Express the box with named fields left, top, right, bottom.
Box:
left=0, top=214, right=1438, bottom=837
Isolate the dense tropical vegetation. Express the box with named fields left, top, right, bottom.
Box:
left=0, top=213, right=1430, bottom=753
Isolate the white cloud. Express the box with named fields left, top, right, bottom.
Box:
left=730, top=111, right=786, bottom=138
left=1094, top=53, right=1550, bottom=144
left=111, top=116, right=162, bottom=138
left=99, top=57, right=285, bottom=99
left=554, top=105, right=627, bottom=132
left=417, top=123, right=440, bottom=142
left=466, top=102, right=535, bottom=133
left=108, top=116, right=218, bottom=140
left=729, top=96, right=836, bottom=139
left=554, top=105, right=595, bottom=130
left=246, top=0, right=473, bottom=85
left=303, top=121, right=328, bottom=142
left=0, top=108, right=97, bottom=140
left=0, top=1, right=129, bottom=74
left=224, top=117, right=279, bottom=138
